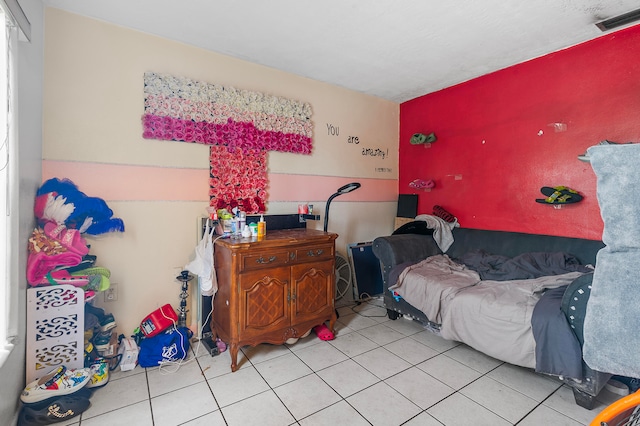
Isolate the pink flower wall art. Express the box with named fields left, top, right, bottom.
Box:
left=142, top=72, right=313, bottom=213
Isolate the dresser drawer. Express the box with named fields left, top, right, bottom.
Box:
left=294, top=244, right=334, bottom=264
left=240, top=250, right=291, bottom=272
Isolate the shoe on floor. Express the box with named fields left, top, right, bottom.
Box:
left=84, top=342, right=100, bottom=367
left=99, top=313, right=116, bottom=332
left=313, top=323, right=335, bottom=341
left=85, top=313, right=100, bottom=334
left=92, top=331, right=112, bottom=352
left=86, top=358, right=109, bottom=389
left=20, top=366, right=91, bottom=404
left=83, top=328, right=93, bottom=347
left=18, top=394, right=90, bottom=425
left=85, top=303, right=105, bottom=319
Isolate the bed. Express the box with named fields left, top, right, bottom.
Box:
left=372, top=224, right=609, bottom=409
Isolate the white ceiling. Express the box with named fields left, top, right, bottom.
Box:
left=42, top=0, right=640, bottom=103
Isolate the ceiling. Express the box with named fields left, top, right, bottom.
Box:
left=42, top=0, right=640, bottom=103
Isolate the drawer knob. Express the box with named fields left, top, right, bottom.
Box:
left=306, top=249, right=324, bottom=257
left=256, top=255, right=277, bottom=264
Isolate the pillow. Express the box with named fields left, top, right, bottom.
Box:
left=560, top=273, right=594, bottom=347
left=392, top=220, right=434, bottom=236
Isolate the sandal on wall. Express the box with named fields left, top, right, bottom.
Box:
left=535, top=186, right=583, bottom=204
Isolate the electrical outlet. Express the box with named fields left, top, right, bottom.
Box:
left=104, top=283, right=118, bottom=302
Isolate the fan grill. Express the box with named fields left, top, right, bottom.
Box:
left=335, top=253, right=352, bottom=300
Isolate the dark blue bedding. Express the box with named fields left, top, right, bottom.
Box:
left=532, top=286, right=583, bottom=379
left=455, top=250, right=592, bottom=281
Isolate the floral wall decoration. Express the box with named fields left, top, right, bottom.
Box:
left=209, top=146, right=267, bottom=213
left=142, top=72, right=313, bottom=213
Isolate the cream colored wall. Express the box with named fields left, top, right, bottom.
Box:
left=43, top=9, right=399, bottom=335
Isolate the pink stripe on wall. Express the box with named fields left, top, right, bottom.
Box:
left=42, top=160, right=397, bottom=202
left=267, top=174, right=397, bottom=202
left=42, top=161, right=210, bottom=201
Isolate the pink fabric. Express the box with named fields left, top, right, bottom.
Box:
left=43, top=222, right=89, bottom=256
left=313, top=324, right=335, bottom=341
left=27, top=251, right=82, bottom=285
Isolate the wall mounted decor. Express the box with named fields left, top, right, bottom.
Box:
left=142, top=72, right=313, bottom=213
left=410, top=132, right=436, bottom=146
left=209, top=146, right=267, bottom=212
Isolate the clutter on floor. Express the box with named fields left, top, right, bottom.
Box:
left=134, top=295, right=227, bottom=369
left=21, top=177, right=125, bottom=424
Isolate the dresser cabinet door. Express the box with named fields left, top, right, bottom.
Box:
left=290, top=259, right=334, bottom=325
left=238, top=266, right=290, bottom=339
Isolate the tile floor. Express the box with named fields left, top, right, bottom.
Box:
left=59, top=298, right=617, bottom=426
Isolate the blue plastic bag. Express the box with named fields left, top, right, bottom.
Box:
left=138, top=326, right=192, bottom=367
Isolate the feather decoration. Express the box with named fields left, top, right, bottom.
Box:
left=37, top=178, right=125, bottom=235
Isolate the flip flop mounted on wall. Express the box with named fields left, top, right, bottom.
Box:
left=535, top=186, right=583, bottom=206
left=410, top=132, right=437, bottom=146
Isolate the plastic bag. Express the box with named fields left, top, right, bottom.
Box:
left=185, top=219, right=217, bottom=296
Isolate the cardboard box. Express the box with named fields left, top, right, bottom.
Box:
left=118, top=337, right=139, bottom=371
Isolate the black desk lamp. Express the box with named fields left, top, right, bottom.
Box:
left=324, top=182, right=361, bottom=232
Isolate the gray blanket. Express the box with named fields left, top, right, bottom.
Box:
left=583, top=143, right=640, bottom=378
left=456, top=250, right=592, bottom=281
left=389, top=254, right=585, bottom=369
left=389, top=255, right=480, bottom=323
left=442, top=271, right=584, bottom=369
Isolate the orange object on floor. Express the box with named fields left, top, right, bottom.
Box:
left=590, top=389, right=640, bottom=426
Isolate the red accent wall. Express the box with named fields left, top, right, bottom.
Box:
left=400, top=24, right=640, bottom=240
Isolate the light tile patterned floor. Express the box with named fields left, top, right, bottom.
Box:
left=60, top=298, right=616, bottom=425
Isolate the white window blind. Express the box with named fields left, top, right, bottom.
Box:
left=0, top=5, right=16, bottom=367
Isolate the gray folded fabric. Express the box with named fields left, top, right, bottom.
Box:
left=583, top=142, right=640, bottom=378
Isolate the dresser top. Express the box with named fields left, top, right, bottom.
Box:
left=214, top=228, right=338, bottom=250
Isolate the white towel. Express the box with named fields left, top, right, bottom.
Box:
left=414, top=214, right=459, bottom=252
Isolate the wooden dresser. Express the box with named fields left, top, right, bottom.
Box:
left=211, top=228, right=338, bottom=372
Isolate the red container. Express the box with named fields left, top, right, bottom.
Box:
left=140, top=304, right=178, bottom=338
